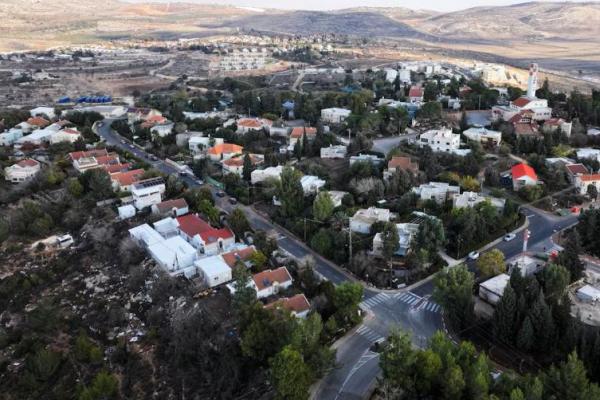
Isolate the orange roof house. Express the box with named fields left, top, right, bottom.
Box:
left=207, top=143, right=244, bottom=160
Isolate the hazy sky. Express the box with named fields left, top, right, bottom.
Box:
left=128, top=0, right=583, bottom=12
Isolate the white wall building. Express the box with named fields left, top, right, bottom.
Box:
left=4, top=158, right=41, bottom=183
left=150, top=123, right=175, bottom=137
left=574, top=174, right=600, bottom=195
left=189, top=135, right=223, bottom=155
left=373, top=223, right=420, bottom=257
left=413, top=182, right=460, bottom=204
left=320, top=145, right=347, bottom=159
left=300, top=175, right=326, bottom=195
left=453, top=191, right=506, bottom=209
left=321, top=108, right=351, bottom=124
left=418, top=128, right=462, bottom=154
left=463, top=127, right=502, bottom=146
left=0, top=129, right=24, bottom=146
left=50, top=128, right=81, bottom=144
left=350, top=207, right=391, bottom=234
left=196, top=255, right=232, bottom=287
left=349, top=153, right=385, bottom=166
left=131, top=178, right=166, bottom=210
left=479, top=273, right=510, bottom=306
left=251, top=165, right=284, bottom=185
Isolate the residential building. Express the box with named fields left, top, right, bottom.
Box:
left=253, top=267, right=293, bottom=299
left=574, top=174, right=600, bottom=195
left=30, top=106, right=55, bottom=119
left=418, top=128, right=464, bottom=154
left=176, top=214, right=235, bottom=255
left=150, top=122, right=175, bottom=137
left=4, top=158, right=41, bottom=183
left=588, top=128, right=600, bottom=136
left=219, top=48, right=268, bottom=71
left=49, top=128, right=81, bottom=144
left=300, top=175, right=326, bottom=195
left=350, top=207, right=392, bottom=234
left=129, top=224, right=165, bottom=248
left=412, top=182, right=460, bottom=204
left=118, top=204, right=136, bottom=220
left=140, top=115, right=168, bottom=129
left=71, top=105, right=127, bottom=118
left=384, top=156, right=419, bottom=180
left=15, top=123, right=61, bottom=146
left=207, top=143, right=243, bottom=161
left=462, top=127, right=502, bottom=146
left=152, top=198, right=189, bottom=217
left=265, top=294, right=311, bottom=318
left=0, top=128, right=24, bottom=146
left=479, top=273, right=510, bottom=305
left=236, top=118, right=272, bottom=134
left=110, top=169, right=145, bottom=191
left=543, top=118, right=573, bottom=137
left=453, top=191, right=506, bottom=209
left=320, top=145, right=347, bottom=159
left=189, top=135, right=223, bottom=155
left=221, top=246, right=257, bottom=270
left=131, top=177, right=166, bottom=210
left=127, top=107, right=162, bottom=125
left=321, top=107, right=351, bottom=124
left=289, top=127, right=317, bottom=146
left=221, top=154, right=264, bottom=176
left=373, top=223, right=419, bottom=257
left=349, top=153, right=385, bottom=166
left=511, top=163, right=538, bottom=191
left=327, top=190, right=349, bottom=208
left=565, top=163, right=590, bottom=183
left=408, top=86, right=424, bottom=103
left=26, top=116, right=50, bottom=129
left=69, top=149, right=125, bottom=173
left=251, top=165, right=284, bottom=184
left=577, top=148, right=600, bottom=163
left=577, top=285, right=600, bottom=303
left=195, top=255, right=232, bottom=287
left=148, top=236, right=197, bottom=276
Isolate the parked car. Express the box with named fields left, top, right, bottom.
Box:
left=468, top=251, right=480, bottom=260
left=216, top=191, right=226, bottom=198
left=228, top=197, right=238, bottom=205
left=504, top=233, right=516, bottom=242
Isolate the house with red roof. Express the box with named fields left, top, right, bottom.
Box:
left=252, top=267, right=293, bottom=299
left=50, top=128, right=82, bottom=144
left=265, top=294, right=311, bottom=318
left=235, top=118, right=273, bottom=134
left=207, top=143, right=244, bottom=161
left=408, top=86, right=424, bottom=103
left=4, top=158, right=41, bottom=183
left=574, top=174, right=600, bottom=195
left=176, top=214, right=235, bottom=255
left=384, top=156, right=419, bottom=180
left=110, top=168, right=145, bottom=191
left=511, top=163, right=538, bottom=191
left=289, top=127, right=317, bottom=146
left=221, top=153, right=264, bottom=176
left=151, top=198, right=189, bottom=217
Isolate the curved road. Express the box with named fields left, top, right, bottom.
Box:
left=95, top=119, right=578, bottom=400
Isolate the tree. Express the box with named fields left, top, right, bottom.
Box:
left=332, top=282, right=363, bottom=326
left=528, top=291, right=555, bottom=351
left=544, top=352, right=600, bottom=400
left=493, top=283, right=517, bottom=343
left=241, top=304, right=297, bottom=363
left=269, top=346, right=313, bottom=400
left=312, top=191, right=334, bottom=222
left=311, top=229, right=333, bottom=258
left=476, top=249, right=506, bottom=278
left=380, top=329, right=418, bottom=396
left=414, top=216, right=446, bottom=254
left=417, top=102, right=442, bottom=120
left=558, top=230, right=584, bottom=282
left=228, top=208, right=250, bottom=238
left=80, top=169, right=113, bottom=201
left=381, top=222, right=399, bottom=261
left=199, top=199, right=219, bottom=226
left=587, top=184, right=598, bottom=201
left=290, top=314, right=335, bottom=377
left=67, top=177, right=84, bottom=198
left=78, top=370, right=119, bottom=400
left=542, top=264, right=570, bottom=304
left=433, top=265, right=475, bottom=329
left=242, top=153, right=253, bottom=181
left=231, top=266, right=257, bottom=318
left=279, top=166, right=304, bottom=218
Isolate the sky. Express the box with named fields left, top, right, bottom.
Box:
left=126, top=0, right=583, bottom=12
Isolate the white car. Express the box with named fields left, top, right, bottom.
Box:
left=468, top=251, right=480, bottom=260
left=504, top=233, right=516, bottom=242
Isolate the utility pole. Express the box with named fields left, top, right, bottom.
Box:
left=348, top=224, right=353, bottom=264
left=304, top=217, right=307, bottom=242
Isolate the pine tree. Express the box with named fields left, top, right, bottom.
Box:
left=242, top=153, right=253, bottom=181
left=528, top=291, right=556, bottom=351
left=517, top=316, right=534, bottom=351
left=493, top=283, right=517, bottom=344
left=558, top=230, right=585, bottom=282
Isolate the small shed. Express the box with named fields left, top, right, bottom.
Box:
left=195, top=255, right=232, bottom=288
left=479, top=273, right=510, bottom=306
left=577, top=285, right=600, bottom=303
left=118, top=205, right=136, bottom=220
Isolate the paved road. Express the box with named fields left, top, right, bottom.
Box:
left=95, top=120, right=578, bottom=400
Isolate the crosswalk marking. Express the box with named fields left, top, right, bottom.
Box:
left=355, top=325, right=384, bottom=343
left=421, top=300, right=441, bottom=313
left=359, top=293, right=390, bottom=310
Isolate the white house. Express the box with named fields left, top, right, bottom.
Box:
left=148, top=236, right=197, bottom=276
left=412, top=182, right=460, bottom=204
left=50, top=128, right=81, bottom=144
left=252, top=267, right=293, bottom=299
left=251, top=165, right=284, bottom=184
left=327, top=190, right=349, bottom=208
left=349, top=153, right=385, bottom=166
left=321, top=108, right=351, bottom=124
left=577, top=148, right=600, bottom=163
left=543, top=118, right=573, bottom=137
left=129, top=224, right=165, bottom=248
left=350, top=207, right=391, bottom=234
left=150, top=122, right=175, bottom=137
left=30, top=106, right=56, bottom=119
left=189, top=135, right=223, bottom=155
left=4, top=158, right=41, bottom=183
left=479, top=273, right=510, bottom=306
left=418, top=128, right=463, bottom=154
left=574, top=174, right=600, bottom=195
left=152, top=198, right=189, bottom=217
left=131, top=177, right=166, bottom=210
left=511, top=163, right=538, bottom=191
left=300, top=175, right=326, bottom=195
left=462, top=127, right=502, bottom=146
left=373, top=223, right=419, bottom=257
left=16, top=123, right=61, bottom=146
left=118, top=204, right=136, bottom=220
left=0, top=129, right=24, bottom=146
left=221, top=154, right=264, bottom=176
left=453, top=191, right=506, bottom=209
left=195, top=255, right=232, bottom=287
left=236, top=118, right=272, bottom=134
left=320, top=145, right=347, bottom=159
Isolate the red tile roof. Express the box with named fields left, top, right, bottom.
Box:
left=110, top=169, right=144, bottom=187
left=16, top=158, right=40, bottom=168
left=207, top=143, right=243, bottom=156
left=61, top=128, right=80, bottom=135
left=409, top=86, right=423, bottom=98
left=565, top=163, right=589, bottom=176
left=237, top=118, right=272, bottom=128
left=221, top=246, right=256, bottom=269
left=290, top=127, right=317, bottom=139
left=512, top=97, right=534, bottom=108
left=27, top=117, right=50, bottom=127
left=95, top=155, right=120, bottom=166
left=69, top=149, right=109, bottom=161
left=513, top=123, right=539, bottom=136
left=388, top=156, right=418, bottom=173
left=102, top=163, right=131, bottom=174
left=265, top=294, right=310, bottom=314
left=176, top=214, right=234, bottom=244
left=512, top=163, right=538, bottom=181
left=253, top=267, right=292, bottom=291
left=579, top=174, right=600, bottom=182
left=154, top=198, right=188, bottom=213
left=222, top=154, right=262, bottom=167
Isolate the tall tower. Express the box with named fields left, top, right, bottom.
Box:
left=527, top=63, right=538, bottom=99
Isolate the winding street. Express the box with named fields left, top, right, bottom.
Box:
left=95, top=119, right=579, bottom=400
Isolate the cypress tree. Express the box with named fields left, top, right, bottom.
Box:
left=493, top=283, right=517, bottom=344
left=517, top=316, right=534, bottom=351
